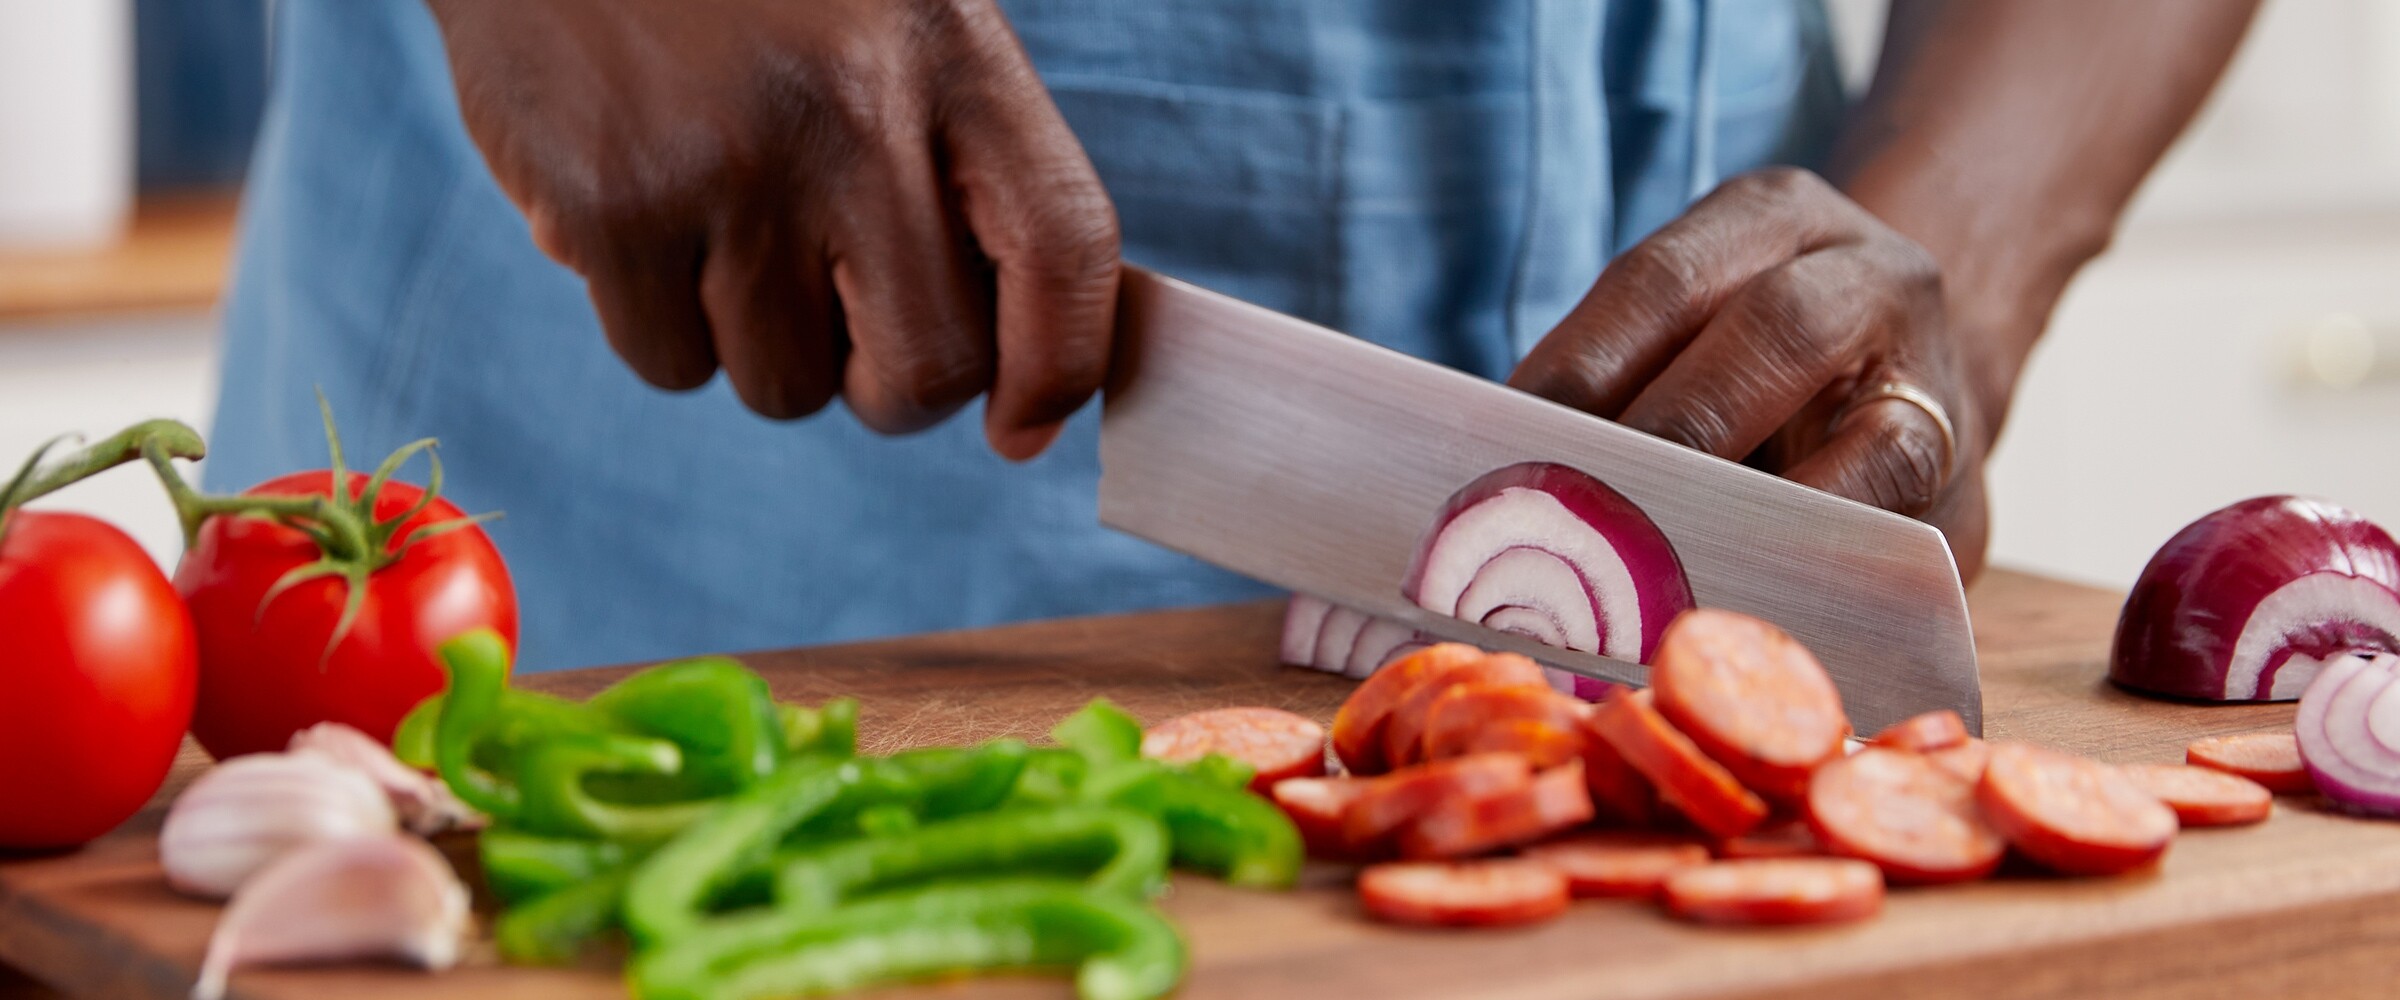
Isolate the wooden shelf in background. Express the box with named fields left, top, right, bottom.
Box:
left=0, top=193, right=239, bottom=321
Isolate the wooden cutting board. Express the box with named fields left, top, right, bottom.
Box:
left=4, top=570, right=2395, bottom=1000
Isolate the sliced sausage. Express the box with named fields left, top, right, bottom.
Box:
left=1650, top=609, right=1850, bottom=802
left=1806, top=747, right=2004, bottom=885
left=1977, top=742, right=2178, bottom=876
left=1341, top=753, right=1534, bottom=855
left=1357, top=859, right=1570, bottom=928
left=1381, top=653, right=1549, bottom=770
left=1576, top=712, right=1661, bottom=827
left=1711, top=818, right=1823, bottom=860
left=1661, top=858, right=1884, bottom=926
left=1398, top=761, right=1595, bottom=860
left=1142, top=706, right=1327, bottom=793
left=1422, top=684, right=1587, bottom=767
left=2185, top=732, right=2314, bottom=795
left=1589, top=690, right=1770, bottom=839
left=1520, top=832, right=1711, bottom=899
left=1925, top=738, right=1990, bottom=784
left=1330, top=643, right=1488, bottom=775
left=1869, top=710, right=1969, bottom=753
left=1271, top=776, right=1375, bottom=859
left=2117, top=763, right=2272, bottom=828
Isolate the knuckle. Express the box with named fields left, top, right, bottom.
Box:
left=1730, top=165, right=1829, bottom=203
left=1643, top=405, right=1736, bottom=456
left=1856, top=407, right=1949, bottom=514
left=880, top=341, right=994, bottom=417
left=997, top=177, right=1121, bottom=278
left=1734, top=269, right=1842, bottom=372
left=1608, top=240, right=1709, bottom=318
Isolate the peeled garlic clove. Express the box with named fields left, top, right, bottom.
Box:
left=161, top=753, right=396, bottom=899
left=287, top=722, right=481, bottom=835
left=192, top=833, right=469, bottom=1000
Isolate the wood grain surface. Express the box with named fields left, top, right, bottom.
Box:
left=0, top=193, right=238, bottom=321
left=3, top=570, right=2389, bottom=1000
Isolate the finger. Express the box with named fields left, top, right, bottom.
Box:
left=698, top=214, right=845, bottom=420
left=1614, top=250, right=1897, bottom=461
left=1784, top=375, right=1959, bottom=517
left=829, top=134, right=998, bottom=437
left=1507, top=168, right=1856, bottom=418
left=941, top=18, right=1120, bottom=460
left=580, top=231, right=720, bottom=391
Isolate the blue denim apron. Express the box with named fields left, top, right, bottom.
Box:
left=210, top=0, right=1845, bottom=671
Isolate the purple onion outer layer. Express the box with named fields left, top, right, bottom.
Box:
left=2295, top=652, right=2400, bottom=816
left=2111, top=495, right=2400, bottom=702
left=1401, top=461, right=1695, bottom=699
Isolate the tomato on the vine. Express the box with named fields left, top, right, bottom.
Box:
left=178, top=468, right=517, bottom=760
left=0, top=507, right=198, bottom=848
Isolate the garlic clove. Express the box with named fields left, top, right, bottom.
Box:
left=161, top=753, right=397, bottom=899
left=192, top=833, right=470, bottom=1000
left=287, top=722, right=481, bottom=835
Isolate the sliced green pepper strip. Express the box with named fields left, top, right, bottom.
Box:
left=851, top=803, right=918, bottom=839
left=1007, top=748, right=1090, bottom=807
left=1099, top=766, right=1302, bottom=889
left=628, top=880, right=1184, bottom=1000
left=497, top=867, right=631, bottom=965
left=773, top=806, right=1169, bottom=911
left=392, top=694, right=442, bottom=769
left=480, top=826, right=631, bottom=905
left=1179, top=752, right=1256, bottom=792
left=515, top=731, right=717, bottom=843
left=590, top=657, right=783, bottom=797
left=1051, top=699, right=1143, bottom=766
left=434, top=629, right=523, bottom=819
left=777, top=698, right=858, bottom=759
left=624, top=743, right=1029, bottom=947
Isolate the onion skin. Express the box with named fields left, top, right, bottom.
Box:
left=2111, top=496, right=2400, bottom=702
left=1402, top=462, right=1694, bottom=676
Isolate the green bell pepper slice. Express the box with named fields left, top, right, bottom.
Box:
left=627, top=880, right=1185, bottom=1000
left=623, top=742, right=1030, bottom=946
left=1093, top=764, right=1302, bottom=890
left=496, top=867, right=632, bottom=965
left=773, top=805, right=1169, bottom=911
left=589, top=657, right=783, bottom=797
left=480, top=826, right=632, bottom=905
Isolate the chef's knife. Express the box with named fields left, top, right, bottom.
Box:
left=1097, top=268, right=1982, bottom=735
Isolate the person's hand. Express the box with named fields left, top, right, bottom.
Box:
left=1509, top=168, right=1991, bottom=577
left=424, top=0, right=1120, bottom=459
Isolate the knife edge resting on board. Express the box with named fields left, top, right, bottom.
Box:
left=1096, top=267, right=1982, bottom=735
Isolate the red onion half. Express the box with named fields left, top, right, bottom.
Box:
left=2295, top=651, right=2400, bottom=815
left=1401, top=462, right=1693, bottom=699
left=2111, top=496, right=2400, bottom=702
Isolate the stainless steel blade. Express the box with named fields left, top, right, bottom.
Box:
left=1098, top=268, right=1982, bottom=735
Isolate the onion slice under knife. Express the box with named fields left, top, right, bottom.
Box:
left=1402, top=462, right=1693, bottom=698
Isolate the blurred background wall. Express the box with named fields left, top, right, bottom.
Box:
left=2, top=0, right=2396, bottom=590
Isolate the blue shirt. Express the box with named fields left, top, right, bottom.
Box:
left=211, top=0, right=1845, bottom=671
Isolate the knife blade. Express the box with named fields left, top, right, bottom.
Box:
left=1097, top=268, right=1982, bottom=735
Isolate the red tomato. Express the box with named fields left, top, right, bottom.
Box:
left=0, top=511, right=198, bottom=848
left=177, top=471, right=517, bottom=759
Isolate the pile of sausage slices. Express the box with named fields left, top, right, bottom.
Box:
left=1142, top=608, right=2300, bottom=929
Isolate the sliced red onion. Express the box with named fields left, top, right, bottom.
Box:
left=1278, top=592, right=1431, bottom=677
left=2111, top=496, right=2400, bottom=701
left=1312, top=605, right=1372, bottom=675
left=1279, top=593, right=1335, bottom=670
left=1344, top=619, right=1422, bottom=679
left=1401, top=461, right=1694, bottom=697
left=2295, top=651, right=2400, bottom=815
